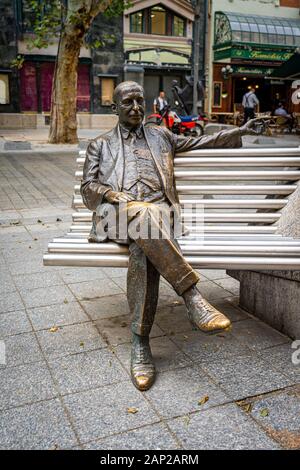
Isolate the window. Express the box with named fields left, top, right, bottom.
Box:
left=129, top=6, right=187, bottom=37
left=173, top=15, right=185, bottom=37
left=213, top=82, right=222, bottom=108
left=101, top=78, right=115, bottom=106
left=19, top=0, right=61, bottom=32
left=150, top=6, right=166, bottom=35
left=130, top=11, right=144, bottom=33
left=0, top=74, right=10, bottom=104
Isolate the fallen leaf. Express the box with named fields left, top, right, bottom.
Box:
left=184, top=415, right=190, bottom=426
left=260, top=408, right=269, bottom=417
left=63, top=299, right=68, bottom=304
left=56, top=218, right=62, bottom=222
left=49, top=327, right=59, bottom=333
left=34, top=238, right=38, bottom=241
left=241, top=403, right=252, bottom=413
left=79, top=341, right=84, bottom=347
left=173, top=301, right=181, bottom=305
left=183, top=335, right=188, bottom=340
left=37, top=219, right=42, bottom=223
left=121, top=321, right=127, bottom=327
left=127, top=407, right=138, bottom=414
left=198, top=396, right=209, bottom=406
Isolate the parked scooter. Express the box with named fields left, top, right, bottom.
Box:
left=146, top=105, right=208, bottom=137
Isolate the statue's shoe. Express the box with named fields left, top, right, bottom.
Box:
left=186, top=293, right=231, bottom=332
left=130, top=335, right=155, bottom=391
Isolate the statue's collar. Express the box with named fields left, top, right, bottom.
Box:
left=119, top=124, right=143, bottom=140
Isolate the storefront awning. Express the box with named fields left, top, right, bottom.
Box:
left=215, top=11, right=300, bottom=48
left=269, top=52, right=300, bottom=79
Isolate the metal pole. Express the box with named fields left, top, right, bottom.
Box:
left=193, top=0, right=201, bottom=115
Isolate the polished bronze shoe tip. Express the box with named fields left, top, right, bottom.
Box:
left=199, top=315, right=231, bottom=332
left=131, top=369, right=155, bottom=391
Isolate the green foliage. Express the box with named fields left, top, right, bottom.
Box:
left=10, top=55, right=25, bottom=69
left=23, top=0, right=63, bottom=50
left=23, top=0, right=132, bottom=51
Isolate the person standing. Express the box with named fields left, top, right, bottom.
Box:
left=242, top=87, right=259, bottom=124
left=153, top=90, right=168, bottom=115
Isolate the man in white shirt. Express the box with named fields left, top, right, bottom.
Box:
left=242, top=87, right=259, bottom=124
left=153, top=91, right=168, bottom=115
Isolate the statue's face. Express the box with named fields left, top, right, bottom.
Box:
left=117, top=87, right=145, bottom=129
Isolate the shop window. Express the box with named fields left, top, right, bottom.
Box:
left=173, top=15, right=185, bottom=37
left=101, top=78, right=115, bottom=106
left=0, top=74, right=10, bottom=105
left=150, top=7, right=166, bottom=35
left=130, top=11, right=144, bottom=33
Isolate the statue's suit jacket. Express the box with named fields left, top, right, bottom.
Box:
left=81, top=124, right=242, bottom=241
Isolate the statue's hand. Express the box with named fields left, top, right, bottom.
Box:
left=240, top=117, right=270, bottom=136
left=105, top=190, right=135, bottom=203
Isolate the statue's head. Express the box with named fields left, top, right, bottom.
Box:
left=112, top=81, right=145, bottom=129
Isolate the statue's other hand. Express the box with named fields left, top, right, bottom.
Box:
left=240, top=117, right=270, bottom=136
left=105, top=190, right=135, bottom=204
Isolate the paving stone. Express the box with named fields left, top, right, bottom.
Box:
left=213, top=277, right=240, bottom=296
left=0, top=271, right=16, bottom=294
left=258, top=343, right=300, bottom=383
left=84, top=423, right=180, bottom=450
left=0, top=399, right=77, bottom=450
left=246, top=386, right=300, bottom=449
left=28, top=302, right=89, bottom=330
left=202, top=354, right=294, bottom=401
left=0, top=290, right=24, bottom=314
left=102, top=267, right=128, bottom=278
left=113, top=335, right=193, bottom=373
left=197, top=269, right=228, bottom=280
left=81, top=293, right=130, bottom=320
left=171, top=329, right=252, bottom=363
left=20, top=285, right=75, bottom=309
left=111, top=276, right=127, bottom=292
left=196, top=280, right=233, bottom=300
left=95, top=315, right=164, bottom=346
left=0, top=332, right=43, bottom=367
left=62, top=382, right=159, bottom=443
left=48, top=348, right=127, bottom=395
left=60, top=267, right=108, bottom=284
left=0, top=361, right=58, bottom=410
left=155, top=304, right=194, bottom=335
left=0, top=310, right=32, bottom=337
left=36, top=322, right=106, bottom=359
left=8, top=259, right=53, bottom=276
left=68, top=279, right=122, bottom=301
left=231, top=319, right=291, bottom=351
left=13, top=271, right=64, bottom=291
left=167, top=403, right=280, bottom=449
left=145, top=365, right=230, bottom=419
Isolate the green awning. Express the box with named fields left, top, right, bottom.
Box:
left=215, top=11, right=300, bottom=48
left=269, top=52, right=300, bottom=79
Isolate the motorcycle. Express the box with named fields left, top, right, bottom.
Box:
left=146, top=105, right=208, bottom=137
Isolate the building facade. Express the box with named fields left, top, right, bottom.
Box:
left=0, top=0, right=124, bottom=116
left=0, top=0, right=207, bottom=118
left=206, top=0, right=300, bottom=117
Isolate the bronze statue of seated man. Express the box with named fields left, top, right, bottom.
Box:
left=81, top=81, right=265, bottom=391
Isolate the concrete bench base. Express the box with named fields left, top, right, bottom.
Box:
left=228, top=269, right=300, bottom=339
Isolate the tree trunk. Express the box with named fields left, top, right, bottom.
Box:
left=48, top=26, right=82, bottom=144
left=48, top=0, right=113, bottom=144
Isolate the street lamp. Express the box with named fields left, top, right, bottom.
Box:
left=221, top=64, right=233, bottom=79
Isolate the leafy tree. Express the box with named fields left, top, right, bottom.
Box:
left=21, top=1, right=130, bottom=143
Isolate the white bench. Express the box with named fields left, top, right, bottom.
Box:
left=43, top=147, right=300, bottom=270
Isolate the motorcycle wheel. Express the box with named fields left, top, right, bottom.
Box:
left=190, top=123, right=203, bottom=137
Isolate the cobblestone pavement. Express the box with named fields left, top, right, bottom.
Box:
left=0, top=149, right=299, bottom=450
